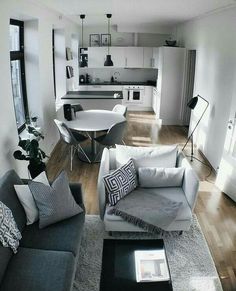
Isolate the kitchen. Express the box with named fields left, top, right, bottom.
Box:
left=57, top=22, right=195, bottom=126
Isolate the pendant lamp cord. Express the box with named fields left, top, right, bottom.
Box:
left=108, top=17, right=110, bottom=55
left=81, top=18, right=84, bottom=48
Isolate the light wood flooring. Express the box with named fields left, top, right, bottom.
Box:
left=47, top=111, right=236, bottom=291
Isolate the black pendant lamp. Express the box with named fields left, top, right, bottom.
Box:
left=79, top=14, right=87, bottom=67
left=104, top=14, right=113, bottom=66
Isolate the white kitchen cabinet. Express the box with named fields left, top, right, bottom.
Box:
left=125, top=47, right=144, bottom=68
left=88, top=47, right=106, bottom=68
left=152, top=87, right=161, bottom=117
left=143, top=47, right=153, bottom=68
left=110, top=47, right=125, bottom=68
left=143, top=86, right=153, bottom=108
left=152, top=48, right=159, bottom=68
left=157, top=46, right=187, bottom=125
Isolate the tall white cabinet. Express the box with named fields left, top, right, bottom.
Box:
left=156, top=47, right=187, bottom=125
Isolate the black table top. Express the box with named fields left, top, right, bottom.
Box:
left=62, top=91, right=123, bottom=100
left=100, top=239, right=173, bottom=291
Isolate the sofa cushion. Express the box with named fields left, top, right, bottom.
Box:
left=0, top=170, right=26, bottom=232
left=116, top=144, right=178, bottom=169
left=0, top=247, right=75, bottom=291
left=105, top=187, right=192, bottom=222
left=14, top=171, right=50, bottom=225
left=103, top=159, right=137, bottom=206
left=29, top=171, right=83, bottom=228
left=20, top=212, right=84, bottom=257
left=138, top=167, right=184, bottom=188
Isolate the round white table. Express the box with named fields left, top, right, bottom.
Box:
left=63, top=110, right=125, bottom=162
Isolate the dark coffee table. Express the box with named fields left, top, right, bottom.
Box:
left=100, top=239, right=173, bottom=291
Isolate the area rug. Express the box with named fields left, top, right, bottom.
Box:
left=73, top=215, right=222, bottom=291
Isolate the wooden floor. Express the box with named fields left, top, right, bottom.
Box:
left=47, top=111, right=236, bottom=291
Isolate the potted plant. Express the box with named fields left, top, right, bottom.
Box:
left=13, top=126, right=48, bottom=179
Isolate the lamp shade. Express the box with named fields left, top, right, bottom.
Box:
left=104, top=54, right=113, bottom=66
left=187, top=96, right=198, bottom=109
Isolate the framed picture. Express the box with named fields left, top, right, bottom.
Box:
left=89, top=34, right=100, bottom=47
left=101, top=34, right=111, bottom=46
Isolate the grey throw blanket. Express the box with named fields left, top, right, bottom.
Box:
left=111, top=188, right=182, bottom=233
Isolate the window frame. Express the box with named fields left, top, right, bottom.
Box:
left=10, top=19, right=28, bottom=133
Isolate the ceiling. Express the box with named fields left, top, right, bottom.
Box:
left=37, top=0, right=236, bottom=29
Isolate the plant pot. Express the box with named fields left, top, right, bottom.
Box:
left=28, top=161, right=46, bottom=179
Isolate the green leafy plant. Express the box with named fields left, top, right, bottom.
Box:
left=13, top=126, right=48, bottom=178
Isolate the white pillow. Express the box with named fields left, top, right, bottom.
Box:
left=116, top=144, right=178, bottom=169
left=14, top=171, right=50, bottom=225
left=138, top=167, right=185, bottom=188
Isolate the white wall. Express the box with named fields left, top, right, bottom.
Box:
left=176, top=7, right=236, bottom=170
left=0, top=0, right=79, bottom=177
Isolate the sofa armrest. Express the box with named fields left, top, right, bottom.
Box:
left=182, top=168, right=199, bottom=210
left=69, top=183, right=85, bottom=211
left=97, top=148, right=110, bottom=219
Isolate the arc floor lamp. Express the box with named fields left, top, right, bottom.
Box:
left=182, top=95, right=209, bottom=161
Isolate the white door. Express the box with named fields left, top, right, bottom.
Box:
left=216, top=99, right=236, bottom=202
left=125, top=47, right=144, bottom=68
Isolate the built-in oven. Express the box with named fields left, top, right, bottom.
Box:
left=123, top=86, right=144, bottom=104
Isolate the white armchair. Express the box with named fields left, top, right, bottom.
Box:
left=97, top=146, right=199, bottom=233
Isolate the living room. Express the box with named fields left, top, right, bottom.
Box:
left=0, top=0, right=236, bottom=291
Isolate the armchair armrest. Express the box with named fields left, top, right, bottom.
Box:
left=97, top=148, right=110, bottom=219
left=182, top=168, right=199, bottom=210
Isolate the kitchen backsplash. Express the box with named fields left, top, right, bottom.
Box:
left=79, top=68, right=158, bottom=83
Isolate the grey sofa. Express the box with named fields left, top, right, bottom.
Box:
left=0, top=170, right=85, bottom=291
left=97, top=148, right=199, bottom=233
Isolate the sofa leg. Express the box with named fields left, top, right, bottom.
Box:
left=179, top=231, right=183, bottom=235
left=108, top=231, right=113, bottom=236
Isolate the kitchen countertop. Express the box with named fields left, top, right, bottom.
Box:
left=79, top=81, right=157, bottom=86
left=62, top=90, right=123, bottom=100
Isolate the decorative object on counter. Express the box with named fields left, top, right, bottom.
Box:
left=66, top=66, right=74, bottom=79
left=79, top=14, right=87, bottom=67
left=63, top=104, right=73, bottom=121
left=66, top=47, right=73, bottom=61
left=90, top=34, right=100, bottom=47
left=165, top=40, right=177, bottom=47
left=182, top=95, right=209, bottom=161
left=79, top=74, right=86, bottom=84
left=104, top=14, right=113, bottom=66
left=31, top=116, right=38, bottom=127
left=101, top=34, right=111, bottom=47
left=85, top=73, right=91, bottom=84
left=13, top=126, right=47, bottom=179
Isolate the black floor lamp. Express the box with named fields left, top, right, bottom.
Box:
left=182, top=95, right=209, bottom=161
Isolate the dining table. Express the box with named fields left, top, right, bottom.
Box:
left=61, top=109, right=126, bottom=163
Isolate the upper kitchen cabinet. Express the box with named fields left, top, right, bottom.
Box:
left=152, top=48, right=159, bottom=68
left=143, top=47, right=153, bottom=68
left=125, top=47, right=144, bottom=68
left=88, top=47, right=107, bottom=68
left=110, top=47, right=125, bottom=68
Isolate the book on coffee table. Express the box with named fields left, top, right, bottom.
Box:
left=134, top=250, right=170, bottom=283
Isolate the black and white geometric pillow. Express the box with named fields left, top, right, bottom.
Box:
left=0, top=201, right=22, bottom=254
left=103, top=159, right=137, bottom=206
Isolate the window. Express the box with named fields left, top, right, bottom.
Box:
left=10, top=19, right=28, bottom=133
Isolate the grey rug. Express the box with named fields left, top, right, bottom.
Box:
left=73, top=215, right=222, bottom=291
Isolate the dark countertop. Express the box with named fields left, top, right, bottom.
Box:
left=79, top=81, right=157, bottom=87
left=62, top=90, right=123, bottom=100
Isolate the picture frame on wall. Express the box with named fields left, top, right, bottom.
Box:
left=101, top=34, right=111, bottom=46
left=89, top=34, right=100, bottom=47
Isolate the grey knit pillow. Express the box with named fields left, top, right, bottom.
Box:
left=29, top=171, right=83, bottom=228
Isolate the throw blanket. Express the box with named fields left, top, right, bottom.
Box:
left=111, top=188, right=182, bottom=233
left=0, top=201, right=22, bottom=253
